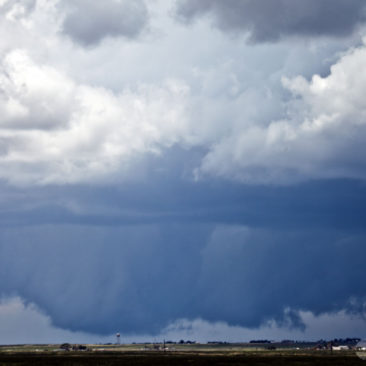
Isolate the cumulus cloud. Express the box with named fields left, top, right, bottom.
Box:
left=3, top=41, right=366, bottom=186
left=0, top=50, right=75, bottom=130
left=0, top=50, right=192, bottom=185
left=0, top=0, right=36, bottom=21
left=0, top=1, right=365, bottom=186
left=61, top=0, right=149, bottom=46
left=197, top=40, right=366, bottom=183
left=175, top=0, right=366, bottom=42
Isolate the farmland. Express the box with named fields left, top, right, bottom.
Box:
left=0, top=343, right=363, bottom=365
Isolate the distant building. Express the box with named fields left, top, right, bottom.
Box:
left=332, top=345, right=349, bottom=351
left=357, top=341, right=366, bottom=351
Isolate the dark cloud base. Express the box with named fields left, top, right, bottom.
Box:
left=1, top=175, right=365, bottom=231
left=0, top=170, right=365, bottom=335
left=0, top=224, right=365, bottom=335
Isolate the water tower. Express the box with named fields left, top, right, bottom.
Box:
left=116, top=333, right=121, bottom=345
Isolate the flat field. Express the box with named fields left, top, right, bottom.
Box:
left=0, top=344, right=363, bottom=366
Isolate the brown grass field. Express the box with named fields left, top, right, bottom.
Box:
left=0, top=344, right=364, bottom=365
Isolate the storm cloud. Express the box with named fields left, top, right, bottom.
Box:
left=0, top=169, right=365, bottom=337
left=0, top=224, right=365, bottom=335
left=176, top=0, right=366, bottom=42
left=0, top=0, right=365, bottom=344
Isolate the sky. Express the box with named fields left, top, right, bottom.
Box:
left=0, top=0, right=366, bottom=345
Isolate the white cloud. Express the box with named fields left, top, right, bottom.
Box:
left=0, top=50, right=191, bottom=185
left=0, top=0, right=36, bottom=20
left=0, top=0, right=365, bottom=186
left=197, top=40, right=366, bottom=184
left=0, top=49, right=75, bottom=129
